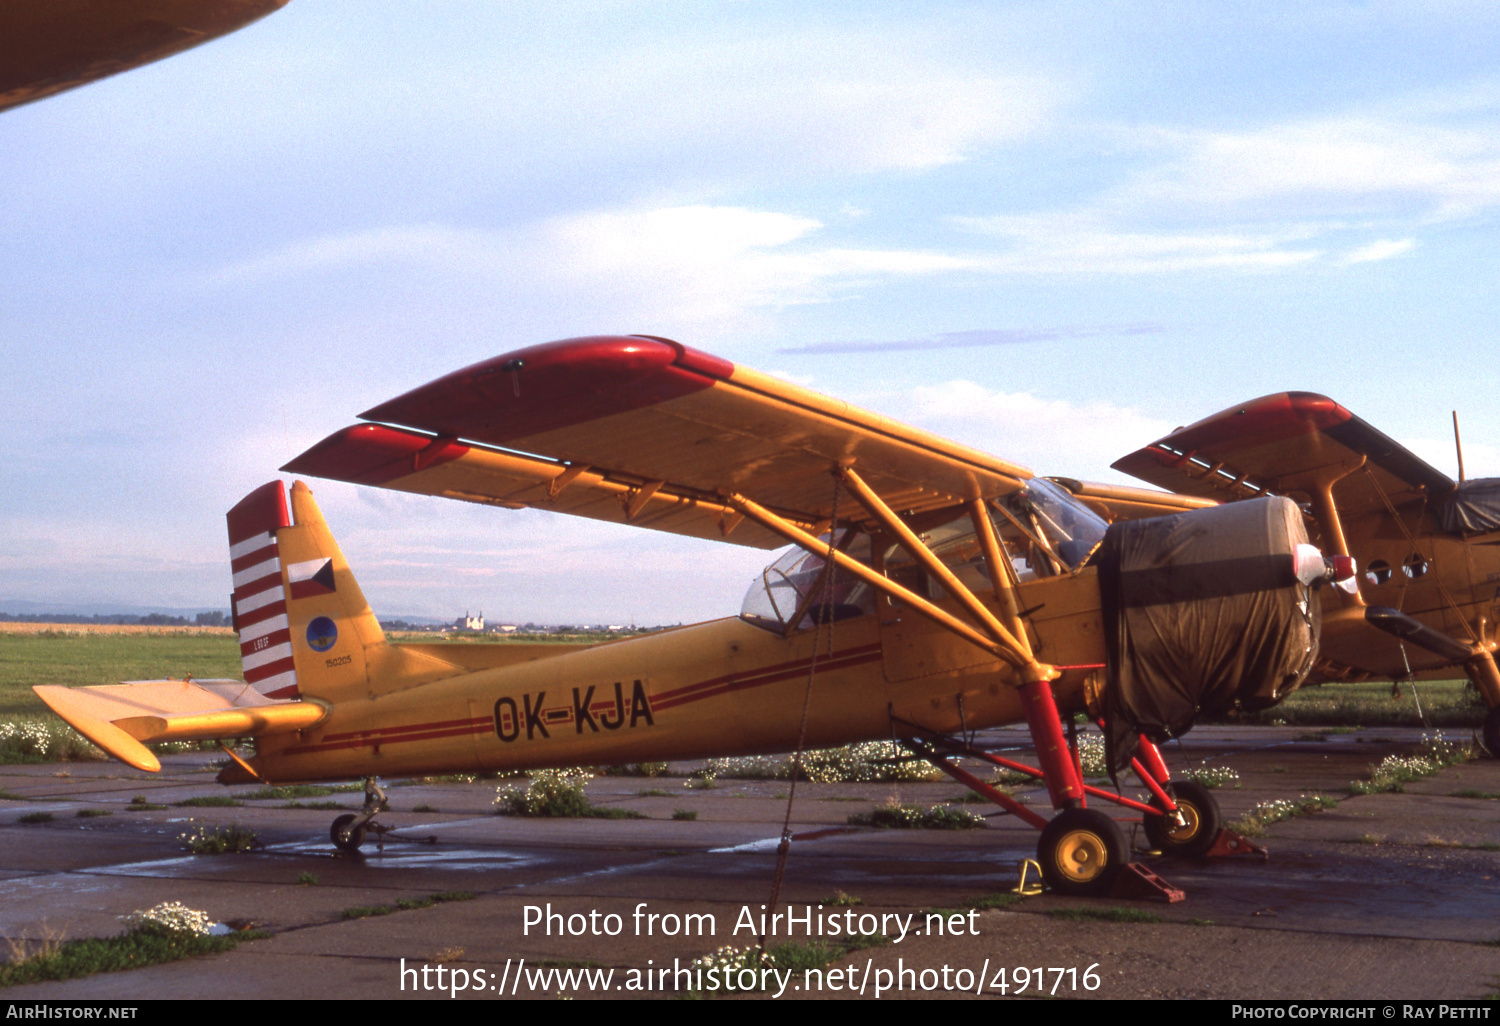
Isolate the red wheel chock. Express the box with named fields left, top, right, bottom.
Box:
left=1109, top=862, right=1186, bottom=903
left=1203, top=828, right=1269, bottom=860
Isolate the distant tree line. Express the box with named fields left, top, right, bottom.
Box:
left=0, top=611, right=230, bottom=627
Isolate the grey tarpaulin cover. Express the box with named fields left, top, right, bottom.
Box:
left=1438, top=478, right=1500, bottom=535
left=1098, top=496, right=1320, bottom=775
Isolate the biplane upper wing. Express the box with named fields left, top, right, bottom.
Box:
left=284, top=336, right=1035, bottom=548
left=0, top=0, right=289, bottom=114
left=1110, top=392, right=1454, bottom=515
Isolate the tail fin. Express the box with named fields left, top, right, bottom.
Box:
left=227, top=480, right=456, bottom=701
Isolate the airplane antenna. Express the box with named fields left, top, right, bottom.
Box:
left=1453, top=411, right=1466, bottom=484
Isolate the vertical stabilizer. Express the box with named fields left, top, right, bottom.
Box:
left=227, top=481, right=458, bottom=702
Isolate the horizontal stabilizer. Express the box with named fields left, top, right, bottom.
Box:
left=33, top=679, right=328, bottom=773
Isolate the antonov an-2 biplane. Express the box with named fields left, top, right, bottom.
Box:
left=1057, top=393, right=1500, bottom=757
left=36, top=337, right=1354, bottom=897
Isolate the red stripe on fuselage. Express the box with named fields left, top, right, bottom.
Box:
left=272, top=642, right=885, bottom=760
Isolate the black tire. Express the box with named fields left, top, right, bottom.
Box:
left=1483, top=705, right=1500, bottom=759
left=1143, top=780, right=1223, bottom=858
left=1037, top=808, right=1129, bottom=897
left=330, top=813, right=366, bottom=852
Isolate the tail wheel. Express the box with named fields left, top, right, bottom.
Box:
left=1143, top=780, right=1223, bottom=858
left=331, top=813, right=367, bottom=853
left=1483, top=705, right=1500, bottom=758
left=1037, top=808, right=1128, bottom=897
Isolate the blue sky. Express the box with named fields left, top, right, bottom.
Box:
left=3, top=1, right=1499, bottom=623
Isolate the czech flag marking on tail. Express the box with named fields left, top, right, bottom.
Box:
left=287, top=557, right=337, bottom=599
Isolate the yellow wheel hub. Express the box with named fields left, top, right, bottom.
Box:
left=1054, top=829, right=1110, bottom=883
left=1162, top=802, right=1200, bottom=842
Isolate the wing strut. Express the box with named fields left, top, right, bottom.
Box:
left=726, top=491, right=1019, bottom=666
left=728, top=468, right=1087, bottom=808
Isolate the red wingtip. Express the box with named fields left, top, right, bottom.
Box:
left=356, top=335, right=734, bottom=445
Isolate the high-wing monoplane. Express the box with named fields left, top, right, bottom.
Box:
left=36, top=337, right=1354, bottom=897
left=1067, top=393, right=1500, bottom=756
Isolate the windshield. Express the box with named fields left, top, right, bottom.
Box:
left=995, top=478, right=1108, bottom=574
left=740, top=531, right=875, bottom=632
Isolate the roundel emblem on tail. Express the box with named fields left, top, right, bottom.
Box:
left=306, top=616, right=339, bottom=652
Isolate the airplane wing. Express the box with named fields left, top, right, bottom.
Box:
left=33, top=678, right=324, bottom=773
left=0, top=0, right=288, bottom=114
left=1110, top=392, right=1454, bottom=515
left=284, top=336, right=1035, bottom=548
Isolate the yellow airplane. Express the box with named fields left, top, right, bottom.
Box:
left=0, top=0, right=288, bottom=114
left=1057, top=392, right=1500, bottom=756
left=35, top=336, right=1352, bottom=897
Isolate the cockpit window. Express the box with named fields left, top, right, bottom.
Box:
left=996, top=478, right=1107, bottom=573
left=740, top=531, right=875, bottom=633
left=738, top=481, right=1107, bottom=634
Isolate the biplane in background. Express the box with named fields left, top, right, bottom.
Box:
left=0, top=0, right=288, bottom=114
left=1056, top=393, right=1500, bottom=756
left=36, top=337, right=1351, bottom=897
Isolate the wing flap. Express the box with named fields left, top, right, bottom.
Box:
left=34, top=680, right=327, bottom=773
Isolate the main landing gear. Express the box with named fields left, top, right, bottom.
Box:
left=330, top=776, right=388, bottom=853
left=907, top=676, right=1253, bottom=899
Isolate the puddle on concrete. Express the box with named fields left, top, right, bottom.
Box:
left=264, top=841, right=542, bottom=872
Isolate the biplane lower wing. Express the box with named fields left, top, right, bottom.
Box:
left=1110, top=392, right=1454, bottom=515
left=284, top=336, right=1035, bottom=543
left=33, top=679, right=326, bottom=773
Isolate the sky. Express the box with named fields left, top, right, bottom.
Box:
left=3, top=1, right=1499, bottom=624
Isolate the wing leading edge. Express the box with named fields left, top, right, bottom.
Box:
left=285, top=335, right=1036, bottom=547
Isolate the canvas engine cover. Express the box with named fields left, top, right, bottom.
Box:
left=1097, top=496, right=1320, bottom=774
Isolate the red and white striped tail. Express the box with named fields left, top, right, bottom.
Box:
left=226, top=481, right=298, bottom=700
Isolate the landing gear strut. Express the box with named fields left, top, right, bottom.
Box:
left=330, top=777, right=388, bottom=853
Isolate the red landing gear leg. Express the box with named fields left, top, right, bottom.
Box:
left=1136, top=734, right=1266, bottom=861
left=1018, top=674, right=1181, bottom=900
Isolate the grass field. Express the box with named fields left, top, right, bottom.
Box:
left=0, top=626, right=623, bottom=718
left=0, top=630, right=243, bottom=717
left=1, top=626, right=1486, bottom=731
left=1225, top=679, right=1485, bottom=729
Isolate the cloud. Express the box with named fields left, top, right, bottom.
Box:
left=946, top=85, right=1500, bottom=276
left=877, top=381, right=1175, bottom=481
left=1131, top=114, right=1500, bottom=219
left=952, top=213, right=1323, bottom=274
left=779, top=323, right=1166, bottom=355
left=1341, top=238, right=1417, bottom=264
left=206, top=205, right=975, bottom=331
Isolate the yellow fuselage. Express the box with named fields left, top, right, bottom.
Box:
left=244, top=572, right=1107, bottom=784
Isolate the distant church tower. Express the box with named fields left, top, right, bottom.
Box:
left=456, top=609, right=484, bottom=631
